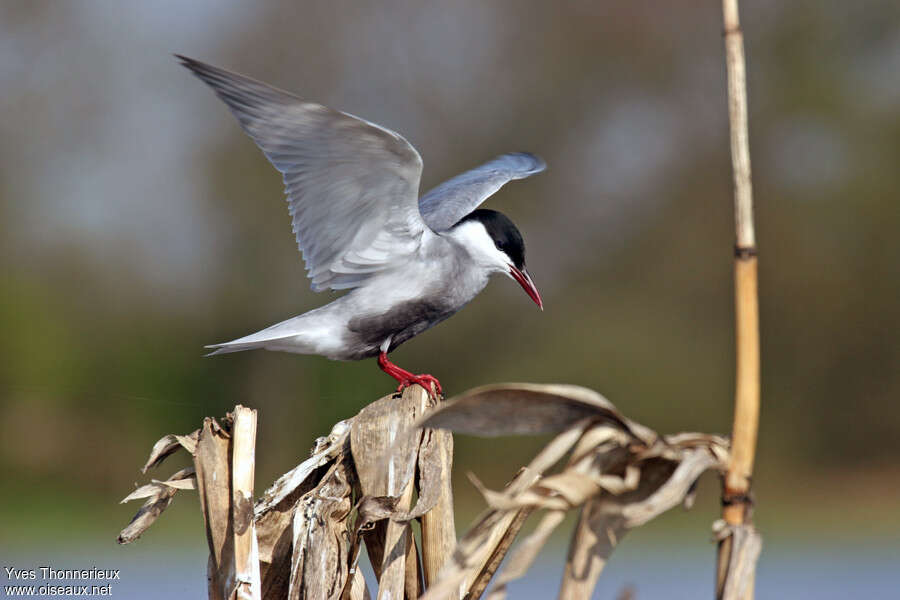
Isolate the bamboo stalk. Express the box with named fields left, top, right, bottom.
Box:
left=717, top=0, right=761, bottom=598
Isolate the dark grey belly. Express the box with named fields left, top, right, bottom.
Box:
left=346, top=298, right=456, bottom=359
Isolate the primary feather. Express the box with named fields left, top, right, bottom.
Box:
left=418, top=152, right=546, bottom=231
left=177, top=55, right=427, bottom=291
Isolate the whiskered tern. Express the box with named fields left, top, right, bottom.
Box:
left=178, top=56, right=545, bottom=395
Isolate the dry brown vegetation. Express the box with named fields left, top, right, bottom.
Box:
left=118, top=383, right=756, bottom=599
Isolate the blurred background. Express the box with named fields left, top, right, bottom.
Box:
left=1, top=0, right=898, bottom=597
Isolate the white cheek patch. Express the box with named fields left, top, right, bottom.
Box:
left=452, top=221, right=512, bottom=272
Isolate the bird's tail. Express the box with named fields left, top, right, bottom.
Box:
left=204, top=313, right=320, bottom=357
left=204, top=342, right=264, bottom=357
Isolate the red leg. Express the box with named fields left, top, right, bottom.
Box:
left=377, top=352, right=442, bottom=397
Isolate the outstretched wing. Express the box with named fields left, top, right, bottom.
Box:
left=417, top=152, right=546, bottom=231
left=178, top=55, right=428, bottom=291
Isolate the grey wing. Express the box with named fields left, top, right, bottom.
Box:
left=178, top=55, right=428, bottom=291
left=417, top=152, right=546, bottom=231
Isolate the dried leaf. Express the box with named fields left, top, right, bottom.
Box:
left=351, top=392, right=427, bottom=497
left=540, top=471, right=605, bottom=505
left=118, top=467, right=196, bottom=544
left=559, top=499, right=626, bottom=600
left=350, top=388, right=435, bottom=600
left=511, top=419, right=595, bottom=494
left=255, top=418, right=352, bottom=518
left=463, top=506, right=531, bottom=600
left=354, top=482, right=446, bottom=530
left=418, top=426, right=456, bottom=586
left=118, top=386, right=733, bottom=600
left=419, top=469, right=539, bottom=600
left=355, top=495, right=401, bottom=531
left=153, top=476, right=197, bottom=491
left=255, top=418, right=355, bottom=600
left=486, top=509, right=567, bottom=600
left=377, top=472, right=418, bottom=600
left=194, top=417, right=235, bottom=600
left=141, top=430, right=200, bottom=473
left=118, top=488, right=177, bottom=544
left=288, top=457, right=355, bottom=600
left=419, top=386, right=729, bottom=600
left=343, top=567, right=371, bottom=600
left=418, top=383, right=654, bottom=442
left=418, top=421, right=597, bottom=600
left=619, top=448, right=721, bottom=528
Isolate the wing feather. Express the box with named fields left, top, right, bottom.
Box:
left=418, top=152, right=546, bottom=231
left=178, top=55, right=427, bottom=291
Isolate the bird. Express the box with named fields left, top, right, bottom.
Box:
left=177, top=55, right=545, bottom=396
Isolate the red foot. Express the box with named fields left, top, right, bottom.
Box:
left=377, top=352, right=443, bottom=397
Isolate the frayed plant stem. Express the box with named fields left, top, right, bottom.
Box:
left=717, top=0, right=761, bottom=598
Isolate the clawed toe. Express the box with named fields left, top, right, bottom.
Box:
left=396, top=374, right=443, bottom=397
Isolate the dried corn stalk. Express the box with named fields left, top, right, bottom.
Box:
left=119, top=387, right=455, bottom=600
left=120, top=383, right=733, bottom=600
left=118, top=407, right=261, bottom=599
left=415, top=384, right=730, bottom=600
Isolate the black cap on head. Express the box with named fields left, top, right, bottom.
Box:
left=456, top=209, right=526, bottom=270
